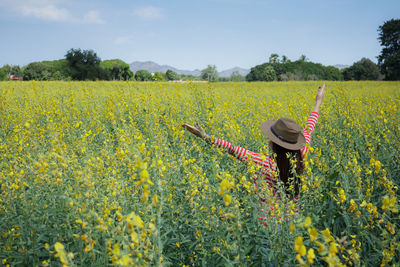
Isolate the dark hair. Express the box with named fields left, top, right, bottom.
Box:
left=271, top=142, right=304, bottom=197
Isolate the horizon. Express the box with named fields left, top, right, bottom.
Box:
left=1, top=0, right=399, bottom=70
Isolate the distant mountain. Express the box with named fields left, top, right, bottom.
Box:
left=129, top=61, right=201, bottom=76
left=219, top=67, right=250, bottom=77
left=129, top=61, right=250, bottom=77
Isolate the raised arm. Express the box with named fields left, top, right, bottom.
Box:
left=313, top=83, right=325, bottom=114
left=301, top=83, right=326, bottom=157
left=181, top=123, right=272, bottom=167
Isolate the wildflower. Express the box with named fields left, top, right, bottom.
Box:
left=219, top=179, right=232, bottom=195
left=307, top=248, right=315, bottom=264
left=308, top=227, right=319, bottom=241
left=130, top=231, right=139, bottom=245
left=126, top=212, right=144, bottom=229
left=382, top=196, right=390, bottom=210
left=118, top=255, right=133, bottom=266
left=349, top=199, right=357, bottom=213
left=329, top=242, right=338, bottom=256
left=321, top=228, right=334, bottom=243
left=290, top=223, right=296, bottom=233
left=294, top=236, right=306, bottom=257
left=337, top=188, right=346, bottom=203
left=386, top=222, right=395, bottom=235
left=223, top=194, right=232, bottom=206
left=304, top=216, right=312, bottom=228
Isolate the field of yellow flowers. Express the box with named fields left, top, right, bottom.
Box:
left=0, top=81, right=399, bottom=266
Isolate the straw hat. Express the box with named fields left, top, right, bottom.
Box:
left=260, top=118, right=306, bottom=150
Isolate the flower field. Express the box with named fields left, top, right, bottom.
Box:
left=0, top=81, right=399, bottom=266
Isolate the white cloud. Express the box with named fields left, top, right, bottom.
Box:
left=0, top=0, right=106, bottom=24
left=19, top=4, right=73, bottom=21
left=82, top=10, right=105, bottom=24
left=133, top=6, right=164, bottom=20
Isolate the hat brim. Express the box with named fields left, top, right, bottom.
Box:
left=260, top=120, right=306, bottom=150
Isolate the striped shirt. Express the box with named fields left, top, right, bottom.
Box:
left=212, top=112, right=319, bottom=224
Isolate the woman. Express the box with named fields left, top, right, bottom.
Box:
left=182, top=83, right=325, bottom=224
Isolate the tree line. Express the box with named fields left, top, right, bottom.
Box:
left=1, top=19, right=399, bottom=81
left=0, top=49, right=134, bottom=82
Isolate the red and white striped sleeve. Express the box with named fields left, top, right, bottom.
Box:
left=212, top=138, right=272, bottom=168
left=301, top=112, right=319, bottom=157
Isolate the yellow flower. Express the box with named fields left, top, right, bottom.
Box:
left=294, top=236, right=306, bottom=257
left=329, top=242, right=338, bottom=256
left=382, top=196, right=390, bottom=210
left=112, top=243, right=120, bottom=256
left=307, top=248, right=315, bottom=264
left=223, top=194, right=232, bottom=206
left=118, top=255, right=133, bottom=266
left=219, top=179, right=232, bottom=195
left=126, top=212, right=145, bottom=229
left=321, top=228, right=334, bottom=243
left=308, top=227, right=319, bottom=242
left=290, top=223, right=296, bottom=233
left=337, top=188, right=346, bottom=203
left=130, top=231, right=139, bottom=244
left=54, top=242, right=64, bottom=252
left=315, top=241, right=326, bottom=253
left=304, top=216, right=312, bottom=228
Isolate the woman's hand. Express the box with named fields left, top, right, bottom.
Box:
left=181, top=122, right=210, bottom=141
left=314, top=83, right=326, bottom=113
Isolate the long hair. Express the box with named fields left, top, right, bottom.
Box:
left=271, top=142, right=304, bottom=197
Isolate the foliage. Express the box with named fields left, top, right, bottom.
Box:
left=153, top=72, right=166, bottom=81
left=65, top=48, right=107, bottom=80
left=0, top=65, right=22, bottom=77
left=246, top=64, right=277, bottom=81
left=165, top=69, right=179, bottom=81
left=0, top=81, right=399, bottom=266
left=201, top=65, right=219, bottom=82
left=246, top=58, right=343, bottom=81
left=265, top=66, right=277, bottom=81
left=100, top=59, right=133, bottom=81
left=0, top=69, right=6, bottom=81
left=378, top=19, right=400, bottom=80
left=269, top=53, right=279, bottom=63
left=342, top=58, right=381, bottom=81
left=134, top=70, right=153, bottom=81
left=22, top=60, right=69, bottom=81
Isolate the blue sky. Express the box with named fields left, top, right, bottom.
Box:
left=1, top=0, right=399, bottom=71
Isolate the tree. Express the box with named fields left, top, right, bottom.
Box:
left=342, top=58, right=380, bottom=80
left=153, top=72, right=166, bottom=81
left=264, top=66, right=277, bottom=81
left=22, top=62, right=47, bottom=80
left=1, top=65, right=22, bottom=77
left=201, top=65, right=218, bottom=82
left=65, top=48, right=106, bottom=80
left=166, top=69, right=179, bottom=81
left=324, top=66, right=343, bottom=81
left=298, top=55, right=308, bottom=62
left=246, top=64, right=277, bottom=81
left=281, top=55, right=290, bottom=64
left=378, top=19, right=400, bottom=80
left=269, top=53, right=279, bottom=63
left=134, top=70, right=153, bottom=81
left=100, top=59, right=133, bottom=80
left=0, top=69, right=6, bottom=81
left=22, top=60, right=69, bottom=80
